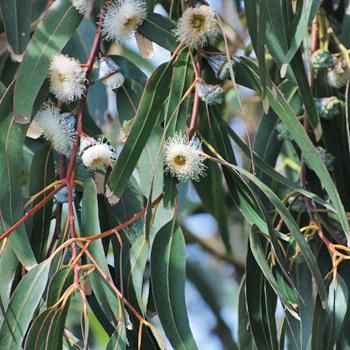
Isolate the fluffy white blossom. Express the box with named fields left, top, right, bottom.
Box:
left=71, top=0, right=90, bottom=15
left=34, top=105, right=76, bottom=156
left=80, top=137, right=116, bottom=170
left=102, top=0, right=147, bottom=43
left=48, top=54, right=86, bottom=102
left=163, top=133, right=206, bottom=182
left=174, top=5, right=220, bottom=48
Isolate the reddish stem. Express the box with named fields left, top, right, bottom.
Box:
left=188, top=48, right=202, bottom=139
left=84, top=193, right=164, bottom=240
left=0, top=183, right=65, bottom=241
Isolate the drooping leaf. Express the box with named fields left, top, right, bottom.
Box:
left=151, top=220, right=198, bottom=350
left=81, top=178, right=121, bottom=326
left=108, top=61, right=172, bottom=200
left=14, top=0, right=82, bottom=121
left=24, top=267, right=74, bottom=350
left=139, top=13, right=177, bottom=52
left=0, top=86, right=37, bottom=268
left=0, top=259, right=51, bottom=350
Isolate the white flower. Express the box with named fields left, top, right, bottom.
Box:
left=48, top=54, right=86, bottom=102
left=102, top=0, right=147, bottom=43
left=80, top=138, right=116, bottom=170
left=174, top=5, right=220, bottom=48
left=71, top=0, right=90, bottom=15
left=163, top=133, right=206, bottom=181
left=34, top=105, right=76, bottom=156
left=327, top=58, right=350, bottom=88
left=79, top=136, right=97, bottom=154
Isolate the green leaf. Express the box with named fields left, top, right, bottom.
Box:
left=230, top=164, right=327, bottom=306
left=127, top=235, right=149, bottom=312
left=14, top=0, right=82, bottom=121
left=24, top=267, right=74, bottom=350
left=311, top=294, right=327, bottom=350
left=0, top=259, right=51, bottom=350
left=290, top=51, right=322, bottom=141
left=164, top=49, right=193, bottom=138
left=0, top=244, right=17, bottom=309
left=238, top=277, right=255, bottom=350
left=227, top=125, right=335, bottom=213
left=0, top=0, right=32, bottom=55
left=115, top=57, right=147, bottom=124
left=324, top=275, right=348, bottom=349
left=244, top=0, right=269, bottom=94
left=139, top=13, right=177, bottom=52
left=250, top=226, right=299, bottom=315
left=25, top=140, right=55, bottom=261
left=194, top=161, right=231, bottom=253
left=106, top=322, right=127, bottom=350
left=283, top=1, right=315, bottom=64
left=81, top=178, right=121, bottom=326
left=151, top=220, right=198, bottom=350
left=245, top=244, right=272, bottom=350
left=235, top=57, right=350, bottom=244
left=108, top=61, right=173, bottom=200
left=0, top=85, right=37, bottom=268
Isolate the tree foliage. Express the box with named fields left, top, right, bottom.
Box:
left=1, top=0, right=350, bottom=349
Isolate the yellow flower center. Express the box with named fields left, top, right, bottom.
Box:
left=58, top=73, right=66, bottom=83
left=174, top=155, right=186, bottom=166
left=191, top=15, right=205, bottom=30
left=124, top=15, right=141, bottom=30
left=90, top=157, right=106, bottom=168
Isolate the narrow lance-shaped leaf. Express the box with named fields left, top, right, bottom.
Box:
left=0, top=0, right=32, bottom=55
left=14, top=0, right=82, bottom=122
left=231, top=164, right=327, bottom=306
left=151, top=220, right=198, bottom=350
left=0, top=259, right=51, bottom=350
left=235, top=57, right=350, bottom=245
left=81, top=178, right=121, bottom=326
left=108, top=61, right=173, bottom=200
left=0, top=86, right=37, bottom=268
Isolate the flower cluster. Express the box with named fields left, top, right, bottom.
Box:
left=34, top=105, right=76, bottom=156
left=102, top=0, right=147, bottom=43
left=163, top=133, right=206, bottom=182
left=79, top=137, right=116, bottom=170
left=174, top=5, right=220, bottom=48
left=48, top=54, right=86, bottom=102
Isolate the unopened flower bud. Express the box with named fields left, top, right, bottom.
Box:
left=315, top=97, right=344, bottom=120
left=197, top=81, right=224, bottom=105
left=311, top=49, right=334, bottom=74
left=207, top=55, right=234, bottom=80
left=327, top=58, right=350, bottom=88
left=316, top=146, right=335, bottom=171
left=276, top=122, right=294, bottom=141
left=99, top=57, right=125, bottom=90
